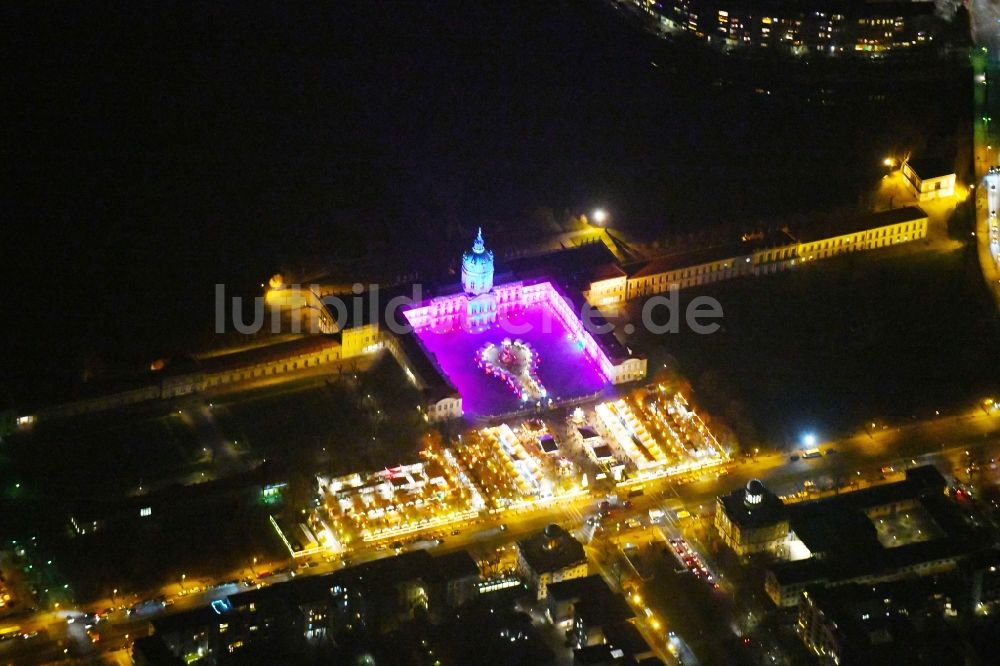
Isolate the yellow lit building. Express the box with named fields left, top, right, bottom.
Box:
left=715, top=479, right=790, bottom=557
left=589, top=207, right=929, bottom=307
left=341, top=323, right=380, bottom=358
left=901, top=157, right=956, bottom=202
left=586, top=264, right=628, bottom=308
left=517, top=524, right=588, bottom=600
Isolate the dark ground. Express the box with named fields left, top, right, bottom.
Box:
left=2, top=0, right=972, bottom=401
left=627, top=246, right=1000, bottom=448
left=0, top=355, right=427, bottom=599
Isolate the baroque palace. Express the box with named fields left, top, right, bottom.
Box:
left=14, top=205, right=927, bottom=426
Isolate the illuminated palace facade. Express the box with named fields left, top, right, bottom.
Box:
left=587, top=206, right=929, bottom=308
left=389, top=231, right=647, bottom=421
left=19, top=208, right=926, bottom=427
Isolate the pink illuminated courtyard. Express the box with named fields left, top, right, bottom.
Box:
left=405, top=284, right=611, bottom=416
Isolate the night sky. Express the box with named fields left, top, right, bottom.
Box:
left=2, top=1, right=969, bottom=400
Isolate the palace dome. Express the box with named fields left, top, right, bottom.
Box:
left=462, top=227, right=494, bottom=296
left=744, top=479, right=766, bottom=507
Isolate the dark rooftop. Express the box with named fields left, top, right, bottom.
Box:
left=505, top=242, right=620, bottom=291
left=193, top=334, right=340, bottom=375
left=518, top=524, right=586, bottom=574
left=575, top=593, right=636, bottom=628
left=68, top=462, right=278, bottom=525
left=789, top=465, right=945, bottom=525
left=152, top=605, right=221, bottom=637
left=390, top=329, right=459, bottom=402
left=724, top=467, right=944, bottom=538
left=769, top=467, right=978, bottom=591
left=227, top=550, right=436, bottom=610
left=589, top=262, right=627, bottom=282
left=627, top=229, right=796, bottom=278
left=770, top=532, right=975, bottom=589
left=547, top=574, right=613, bottom=603
left=768, top=557, right=828, bottom=587
left=718, top=480, right=787, bottom=530
left=592, top=443, right=614, bottom=459
left=904, top=157, right=954, bottom=179
left=131, top=635, right=184, bottom=665
left=603, top=621, right=656, bottom=659
left=801, top=579, right=959, bottom=666
left=574, top=643, right=638, bottom=666
left=431, top=549, right=480, bottom=582
left=788, top=502, right=882, bottom=558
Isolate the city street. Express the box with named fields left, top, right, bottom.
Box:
left=4, top=402, right=996, bottom=665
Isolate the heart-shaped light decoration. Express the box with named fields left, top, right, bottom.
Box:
left=475, top=338, right=547, bottom=402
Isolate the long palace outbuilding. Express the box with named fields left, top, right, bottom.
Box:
left=586, top=206, right=928, bottom=307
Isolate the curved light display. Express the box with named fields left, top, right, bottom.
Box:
left=476, top=338, right=547, bottom=403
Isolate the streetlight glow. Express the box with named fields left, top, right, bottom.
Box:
left=592, top=208, right=608, bottom=225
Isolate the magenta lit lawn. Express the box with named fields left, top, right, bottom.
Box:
left=411, top=302, right=609, bottom=416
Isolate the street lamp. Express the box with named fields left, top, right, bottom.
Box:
left=591, top=208, right=608, bottom=225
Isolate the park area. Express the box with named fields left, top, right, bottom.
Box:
left=207, top=355, right=426, bottom=478
left=628, top=247, right=1000, bottom=450
left=2, top=405, right=202, bottom=506
left=0, top=353, right=431, bottom=602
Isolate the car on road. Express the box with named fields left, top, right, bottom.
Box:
left=668, top=538, right=718, bottom=588
left=0, top=625, right=22, bottom=642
